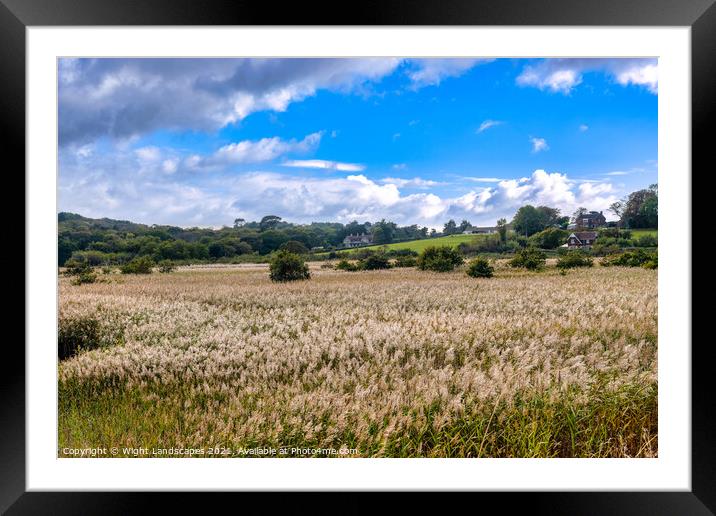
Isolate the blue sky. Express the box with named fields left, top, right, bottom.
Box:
left=58, top=58, right=657, bottom=228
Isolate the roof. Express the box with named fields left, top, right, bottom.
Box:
left=580, top=211, right=605, bottom=219
left=570, top=231, right=598, bottom=241
left=343, top=233, right=372, bottom=242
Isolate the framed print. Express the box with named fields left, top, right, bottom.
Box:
left=3, top=0, right=712, bottom=512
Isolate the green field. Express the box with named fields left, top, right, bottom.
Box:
left=355, top=234, right=486, bottom=253
left=630, top=229, right=658, bottom=239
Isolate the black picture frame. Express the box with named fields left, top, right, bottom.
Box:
left=2, top=0, right=710, bottom=512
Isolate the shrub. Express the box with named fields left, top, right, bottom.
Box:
left=556, top=251, right=594, bottom=269
left=121, top=256, right=155, bottom=274
left=335, top=259, right=360, bottom=272
left=635, top=234, right=658, bottom=247
left=63, top=259, right=91, bottom=276
left=269, top=250, right=311, bottom=282
left=393, top=255, right=417, bottom=268
left=71, top=270, right=98, bottom=285
left=320, top=262, right=335, bottom=269
left=158, top=260, right=176, bottom=273
left=386, top=248, right=418, bottom=258
left=528, top=227, right=569, bottom=249
left=599, top=228, right=632, bottom=239
left=602, top=249, right=658, bottom=268
left=360, top=253, right=391, bottom=270
left=509, top=247, right=547, bottom=270
left=417, top=246, right=464, bottom=272
left=466, top=257, right=494, bottom=278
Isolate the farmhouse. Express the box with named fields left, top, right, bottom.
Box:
left=566, top=231, right=598, bottom=249
left=576, top=211, right=607, bottom=229
left=343, top=233, right=373, bottom=248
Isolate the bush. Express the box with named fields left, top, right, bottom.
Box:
left=386, top=248, right=418, bottom=258
left=509, top=247, right=547, bottom=270
left=466, top=257, right=494, bottom=278
left=599, top=228, right=632, bottom=239
left=157, top=260, right=176, bottom=273
left=269, top=250, right=311, bottom=282
left=635, top=234, right=658, bottom=247
left=417, top=246, right=464, bottom=272
left=121, top=256, right=155, bottom=274
left=528, top=228, right=569, bottom=249
left=320, top=262, right=335, bottom=269
left=71, top=270, right=98, bottom=285
left=63, top=259, right=91, bottom=276
left=556, top=251, right=594, bottom=269
left=393, top=255, right=417, bottom=268
left=335, top=259, right=360, bottom=272
left=360, top=253, right=391, bottom=270
left=602, top=249, right=658, bottom=268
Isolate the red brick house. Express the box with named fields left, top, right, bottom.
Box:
left=566, top=231, right=598, bottom=249
left=576, top=211, right=607, bottom=229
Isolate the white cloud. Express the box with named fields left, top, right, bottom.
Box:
left=605, top=171, right=629, bottom=176
left=406, top=59, right=490, bottom=88
left=282, top=159, right=365, bottom=172
left=392, top=163, right=407, bottom=170
left=162, top=158, right=179, bottom=174
left=477, top=120, right=503, bottom=133
left=464, top=177, right=503, bottom=183
left=211, top=132, right=322, bottom=165
left=579, top=124, right=589, bottom=132
left=530, top=137, right=549, bottom=153
left=378, top=177, right=442, bottom=189
left=135, top=146, right=161, bottom=162
left=516, top=58, right=658, bottom=94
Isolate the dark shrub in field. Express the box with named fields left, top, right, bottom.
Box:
left=528, top=227, right=569, bottom=249
left=58, top=315, right=102, bottom=360
left=466, top=257, right=494, bottom=278
left=360, top=253, right=391, bottom=270
left=635, top=234, right=658, bottom=247
left=387, top=248, right=418, bottom=258
left=269, top=250, right=310, bottom=282
left=320, top=262, right=335, bottom=269
left=157, top=260, right=176, bottom=273
left=121, top=256, right=155, bottom=274
left=556, top=251, right=594, bottom=269
left=393, top=255, right=417, bottom=268
left=336, top=259, right=360, bottom=272
left=599, top=228, right=632, bottom=239
left=64, top=259, right=98, bottom=285
left=509, top=247, right=547, bottom=270
left=417, top=246, right=464, bottom=272
left=602, top=249, right=658, bottom=268
left=279, top=240, right=310, bottom=254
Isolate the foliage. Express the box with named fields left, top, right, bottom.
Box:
left=528, top=227, right=569, bottom=249
left=157, top=260, right=176, bottom=273
left=393, top=255, right=417, bottom=268
left=121, top=256, right=155, bottom=274
left=280, top=240, right=310, bottom=254
left=611, top=184, right=658, bottom=229
left=336, top=259, right=360, bottom=272
left=417, top=246, right=464, bottom=272
left=556, top=251, right=594, bottom=269
left=360, top=252, right=391, bottom=270
left=602, top=249, right=658, bottom=268
left=269, top=250, right=311, bottom=282
left=599, top=228, right=632, bottom=239
left=509, top=247, right=547, bottom=270
left=466, top=257, right=494, bottom=278
left=512, top=205, right=567, bottom=236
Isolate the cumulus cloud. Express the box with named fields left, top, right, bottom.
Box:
left=58, top=58, right=402, bottom=147
left=59, top=145, right=620, bottom=229
left=579, top=124, right=589, bottom=132
left=477, top=120, right=503, bottom=133
left=378, top=177, right=443, bottom=189
left=405, top=59, right=491, bottom=88
left=282, top=159, right=365, bottom=172
left=516, top=58, right=658, bottom=94
left=530, top=137, right=549, bottom=153
left=210, top=133, right=322, bottom=165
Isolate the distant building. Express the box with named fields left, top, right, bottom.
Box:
left=342, top=233, right=373, bottom=248
left=462, top=226, right=497, bottom=235
left=566, top=231, right=598, bottom=249
left=576, top=211, right=607, bottom=229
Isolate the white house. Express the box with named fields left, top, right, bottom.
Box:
left=343, top=233, right=373, bottom=248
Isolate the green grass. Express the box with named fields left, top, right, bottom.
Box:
left=629, top=229, right=658, bottom=239
left=353, top=234, right=487, bottom=253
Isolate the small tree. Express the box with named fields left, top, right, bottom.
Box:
left=417, top=246, right=464, bottom=272
left=556, top=251, right=593, bottom=269
left=121, top=256, right=155, bottom=274
left=158, top=260, right=176, bottom=273
left=360, top=253, right=391, bottom=270
left=509, top=247, right=546, bottom=270
left=393, top=255, right=417, bottom=268
left=280, top=240, right=310, bottom=254
left=269, top=250, right=310, bottom=282
left=466, top=257, right=494, bottom=278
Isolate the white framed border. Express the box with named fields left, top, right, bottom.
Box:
left=27, top=26, right=691, bottom=491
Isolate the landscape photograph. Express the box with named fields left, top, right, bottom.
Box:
left=58, top=57, right=658, bottom=458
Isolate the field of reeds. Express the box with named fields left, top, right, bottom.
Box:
left=58, top=261, right=657, bottom=457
